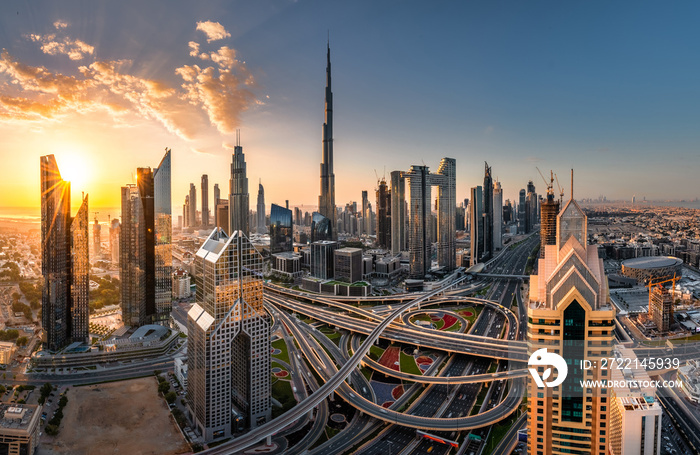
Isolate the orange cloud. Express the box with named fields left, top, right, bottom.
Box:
left=196, top=21, right=231, bottom=42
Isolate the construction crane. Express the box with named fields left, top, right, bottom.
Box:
left=647, top=273, right=679, bottom=316
left=536, top=167, right=554, bottom=197
left=554, top=173, right=564, bottom=206
left=93, top=211, right=99, bottom=223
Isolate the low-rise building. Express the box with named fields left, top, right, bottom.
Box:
left=0, top=404, right=42, bottom=455
left=271, top=252, right=303, bottom=279
left=678, top=359, right=700, bottom=403
left=0, top=342, right=15, bottom=365
left=174, top=356, right=188, bottom=388
left=172, top=269, right=191, bottom=299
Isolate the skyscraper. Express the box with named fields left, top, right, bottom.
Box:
left=482, top=162, right=493, bottom=261
left=361, top=190, right=369, bottom=236
left=375, top=177, right=391, bottom=249
left=40, top=155, right=89, bottom=351
left=518, top=189, right=526, bottom=234
left=311, top=212, right=332, bottom=243
left=527, top=172, right=613, bottom=455
left=318, top=43, right=337, bottom=241
left=390, top=171, right=406, bottom=254
left=189, top=183, right=197, bottom=228
left=540, top=175, right=560, bottom=258
left=229, top=131, right=249, bottom=236
left=403, top=158, right=456, bottom=278
left=493, top=180, right=503, bottom=251
left=120, top=149, right=172, bottom=327
left=92, top=216, right=101, bottom=257
left=269, top=203, right=292, bottom=253
left=256, top=181, right=265, bottom=234
left=187, top=229, right=271, bottom=442
left=213, top=183, right=221, bottom=228
left=469, top=186, right=483, bottom=266
left=183, top=195, right=190, bottom=228
left=109, top=217, right=120, bottom=264
left=201, top=174, right=209, bottom=228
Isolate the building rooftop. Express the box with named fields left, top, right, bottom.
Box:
left=0, top=404, right=39, bottom=431
left=621, top=256, right=683, bottom=269
left=336, top=247, right=362, bottom=254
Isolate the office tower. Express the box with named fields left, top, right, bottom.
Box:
left=469, top=186, right=483, bottom=266
left=402, top=158, right=456, bottom=278
left=201, top=175, right=209, bottom=228
left=40, top=155, right=89, bottom=351
left=649, top=285, right=673, bottom=332
left=375, top=177, right=391, bottom=249
left=493, top=180, right=503, bottom=251
left=482, top=162, right=493, bottom=261
left=215, top=200, right=229, bottom=234
left=285, top=200, right=289, bottom=210
left=318, top=43, right=337, bottom=240
left=518, top=189, right=526, bottom=234
left=526, top=180, right=538, bottom=232
left=435, top=158, right=456, bottom=271
left=609, top=347, right=662, bottom=455
left=310, top=241, right=338, bottom=279
left=269, top=203, right=293, bottom=253
left=120, top=149, right=172, bottom=327
left=256, top=181, right=265, bottom=234
left=527, top=172, right=613, bottom=455
left=214, top=183, right=220, bottom=208
left=187, top=229, right=271, bottom=442
left=229, top=131, right=249, bottom=236
left=110, top=218, right=120, bottom=264
left=503, top=199, right=513, bottom=224
left=189, top=183, right=197, bottom=227
left=390, top=171, right=406, bottom=254
left=361, top=190, right=369, bottom=236
left=183, top=195, right=190, bottom=228
left=92, top=216, right=101, bottom=257
left=540, top=182, right=560, bottom=258
left=311, top=212, right=332, bottom=243
left=335, top=247, right=363, bottom=283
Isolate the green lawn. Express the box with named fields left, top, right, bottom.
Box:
left=369, top=345, right=384, bottom=361
left=271, top=338, right=290, bottom=364
left=400, top=352, right=422, bottom=375
left=271, top=378, right=295, bottom=418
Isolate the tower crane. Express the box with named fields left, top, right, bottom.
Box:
left=554, top=173, right=565, bottom=206
left=535, top=167, right=555, bottom=197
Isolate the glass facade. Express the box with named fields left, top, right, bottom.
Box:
left=269, top=203, right=292, bottom=253
left=40, top=155, right=89, bottom=351
left=154, top=150, right=172, bottom=325
left=187, top=229, right=270, bottom=442
left=311, top=212, right=332, bottom=243
left=120, top=149, right=171, bottom=327
left=376, top=178, right=391, bottom=249
left=229, top=141, right=249, bottom=235
left=390, top=170, right=406, bottom=254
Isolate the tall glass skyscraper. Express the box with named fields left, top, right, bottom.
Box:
left=482, top=162, right=493, bottom=261
left=390, top=170, right=406, bottom=254
left=375, top=177, right=391, bottom=249
left=256, top=182, right=266, bottom=234
left=187, top=228, right=271, bottom=442
left=120, top=149, right=172, bottom=327
left=269, top=203, right=292, bottom=253
left=403, top=158, right=456, bottom=278
left=201, top=174, right=209, bottom=228
left=40, top=155, right=89, bottom=351
left=318, top=43, right=337, bottom=240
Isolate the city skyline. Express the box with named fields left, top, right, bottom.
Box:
left=2, top=1, right=700, bottom=214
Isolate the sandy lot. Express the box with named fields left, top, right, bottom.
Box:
left=39, top=377, right=191, bottom=455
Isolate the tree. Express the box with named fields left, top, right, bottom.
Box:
left=45, top=424, right=59, bottom=436
left=165, top=391, right=177, bottom=404
left=158, top=381, right=170, bottom=394
left=16, top=337, right=28, bottom=347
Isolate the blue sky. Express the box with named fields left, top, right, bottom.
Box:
left=1, top=1, right=699, bottom=212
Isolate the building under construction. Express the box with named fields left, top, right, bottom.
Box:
left=650, top=285, right=673, bottom=332
left=537, top=169, right=562, bottom=258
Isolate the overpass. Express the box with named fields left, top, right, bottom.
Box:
left=474, top=273, right=529, bottom=280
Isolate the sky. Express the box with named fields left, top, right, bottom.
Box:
left=1, top=1, right=700, bottom=217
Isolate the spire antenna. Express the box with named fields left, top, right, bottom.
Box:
left=570, top=169, right=574, bottom=200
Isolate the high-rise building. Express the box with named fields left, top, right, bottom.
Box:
left=187, top=229, right=271, bottom=442
left=269, top=203, right=292, bottom=253
left=503, top=199, right=513, bottom=224
left=482, top=162, right=493, bottom=261
left=540, top=181, right=560, bottom=258
left=318, top=43, right=337, bottom=241
left=361, top=190, right=369, bottom=236
left=256, top=181, right=265, bottom=234
left=215, top=200, right=229, bottom=234
left=375, top=177, right=391, bottom=249
left=403, top=158, right=456, bottom=278
left=120, top=149, right=172, bottom=327
left=469, top=186, right=483, bottom=266
left=229, top=131, right=249, bottom=236
left=526, top=180, right=538, bottom=233
left=40, top=155, right=90, bottom=351
left=201, top=174, right=209, bottom=228
left=109, top=217, right=120, bottom=264
left=311, top=212, right=332, bottom=243
left=649, top=285, right=673, bottom=332
left=213, top=183, right=220, bottom=208
left=609, top=347, right=662, bottom=455
left=183, top=195, right=190, bottom=228
left=493, top=180, right=503, bottom=251
left=527, top=172, right=613, bottom=455
left=335, top=247, right=363, bottom=283
left=518, top=189, right=526, bottom=234
left=92, top=216, right=101, bottom=257
left=310, top=241, right=338, bottom=279
left=189, top=183, right=197, bottom=228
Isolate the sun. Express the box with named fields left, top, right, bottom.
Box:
left=52, top=146, right=91, bottom=192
